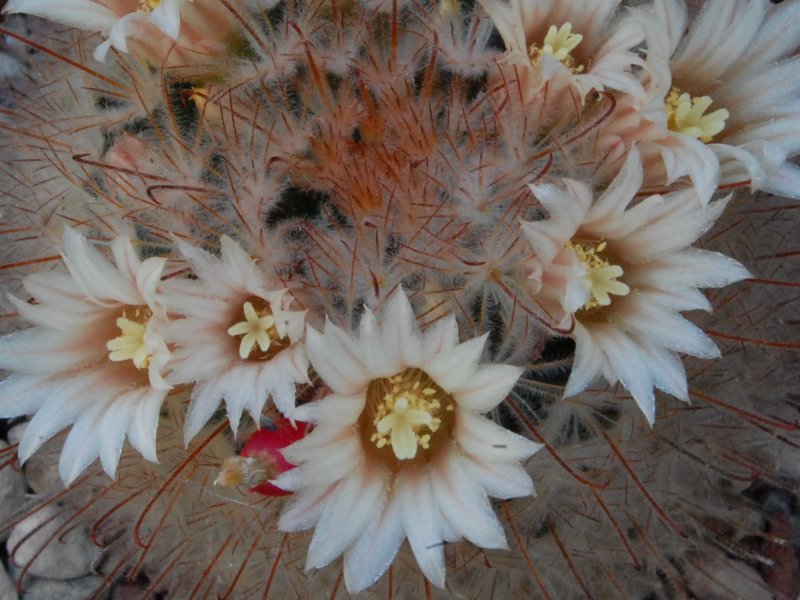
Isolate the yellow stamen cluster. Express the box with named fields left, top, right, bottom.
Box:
left=529, top=23, right=585, bottom=72
left=369, top=369, right=455, bottom=461
left=567, top=240, right=630, bottom=311
left=139, top=0, right=160, bottom=12
left=227, top=300, right=283, bottom=360
left=439, top=0, right=459, bottom=17
left=107, top=306, right=153, bottom=369
left=665, top=87, right=729, bottom=143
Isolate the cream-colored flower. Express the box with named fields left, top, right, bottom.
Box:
left=163, top=236, right=308, bottom=445
left=0, top=228, right=171, bottom=484
left=479, top=0, right=645, bottom=100
left=2, top=0, right=188, bottom=61
left=521, top=148, right=750, bottom=423
left=275, top=288, right=541, bottom=593
left=631, top=0, right=800, bottom=197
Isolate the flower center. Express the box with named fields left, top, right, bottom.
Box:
left=106, top=306, right=153, bottom=369
left=139, top=0, right=160, bottom=12
left=529, top=23, right=584, bottom=72
left=567, top=240, right=630, bottom=311
left=665, top=87, right=729, bottom=143
left=363, top=368, right=455, bottom=463
left=227, top=297, right=289, bottom=361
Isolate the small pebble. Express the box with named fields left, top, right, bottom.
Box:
left=7, top=504, right=101, bottom=580
left=0, top=565, right=18, bottom=600
left=21, top=575, right=107, bottom=600
left=0, top=441, right=27, bottom=541
left=7, top=424, right=61, bottom=496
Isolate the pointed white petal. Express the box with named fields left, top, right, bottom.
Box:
left=585, top=147, right=642, bottom=227
left=98, top=392, right=138, bottom=478
left=564, top=323, right=604, bottom=398
left=9, top=295, right=84, bottom=332
left=452, top=364, right=523, bottom=412
left=344, top=487, right=405, bottom=594
left=22, top=271, right=83, bottom=306
left=290, top=393, right=364, bottom=425
left=136, top=257, right=167, bottom=310
left=424, top=334, right=488, bottom=391
left=0, top=326, right=106, bottom=374
left=465, top=455, right=536, bottom=500
left=184, top=377, right=227, bottom=445
left=671, top=0, right=765, bottom=83
left=224, top=365, right=258, bottom=436
left=380, top=288, right=424, bottom=367
left=255, top=354, right=299, bottom=418
left=522, top=181, right=591, bottom=270
left=17, top=377, right=96, bottom=463
left=62, top=228, right=139, bottom=305
left=126, top=388, right=165, bottom=462
left=360, top=307, right=401, bottom=377
left=279, top=483, right=337, bottom=532
left=280, top=425, right=352, bottom=464
left=595, top=329, right=657, bottom=425
left=637, top=340, right=688, bottom=402
left=306, top=463, right=389, bottom=570
left=430, top=449, right=507, bottom=549
left=626, top=248, right=749, bottom=294
left=761, top=160, right=800, bottom=200
left=456, top=412, right=540, bottom=463
left=3, top=0, right=119, bottom=32
left=273, top=435, right=362, bottom=491
left=93, top=38, right=114, bottom=62
left=398, top=468, right=445, bottom=588
left=149, top=0, right=183, bottom=39
left=305, top=324, right=368, bottom=395
left=59, top=401, right=110, bottom=484
left=420, top=315, right=459, bottom=358
left=0, top=373, right=51, bottom=418
left=619, top=297, right=720, bottom=359
left=176, top=239, right=229, bottom=288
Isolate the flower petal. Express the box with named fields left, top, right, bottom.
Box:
left=344, top=486, right=405, bottom=594
left=424, top=334, right=488, bottom=391
left=291, top=390, right=364, bottom=424
left=465, top=455, right=536, bottom=500
left=456, top=412, right=540, bottom=463
left=184, top=376, right=228, bottom=445
left=305, top=323, right=368, bottom=395
left=125, top=387, right=165, bottom=462
left=279, top=483, right=337, bottom=532
left=273, top=434, right=362, bottom=491
left=452, top=363, right=523, bottom=412
left=398, top=468, right=445, bottom=588
left=430, top=448, right=508, bottom=549
left=62, top=228, right=139, bottom=306
left=3, top=0, right=119, bottom=32
left=149, top=0, right=183, bottom=39
left=306, top=463, right=389, bottom=570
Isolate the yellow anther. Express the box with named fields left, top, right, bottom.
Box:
left=665, top=87, right=729, bottom=143
left=529, top=23, right=584, bottom=72
left=139, top=0, right=160, bottom=12
left=107, top=306, right=153, bottom=369
left=439, top=0, right=459, bottom=18
left=366, top=368, right=455, bottom=461
left=227, top=298, right=288, bottom=361
left=567, top=240, right=630, bottom=311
